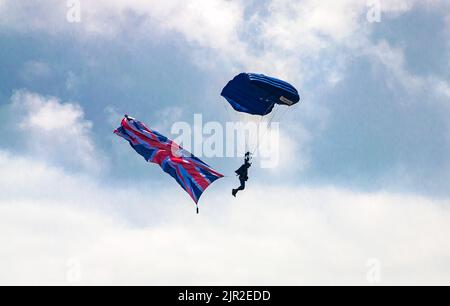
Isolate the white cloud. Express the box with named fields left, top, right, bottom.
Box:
left=1, top=151, right=450, bottom=285
left=2, top=1, right=450, bottom=285
left=1, top=0, right=448, bottom=69
left=365, top=41, right=424, bottom=92
left=2, top=1, right=449, bottom=134
left=2, top=0, right=442, bottom=79
left=19, top=60, right=52, bottom=82
left=11, top=90, right=104, bottom=172
left=153, top=106, right=185, bottom=133
left=365, top=40, right=450, bottom=104
left=0, top=0, right=245, bottom=46
left=434, top=78, right=450, bottom=99
left=257, top=123, right=311, bottom=173
left=65, top=71, right=79, bottom=92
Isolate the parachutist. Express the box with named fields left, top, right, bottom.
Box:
left=222, top=73, right=299, bottom=198
left=232, top=152, right=252, bottom=197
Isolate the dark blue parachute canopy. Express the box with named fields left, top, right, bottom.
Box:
left=221, top=73, right=300, bottom=116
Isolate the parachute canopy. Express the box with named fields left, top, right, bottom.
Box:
left=221, top=73, right=300, bottom=116
left=114, top=116, right=223, bottom=204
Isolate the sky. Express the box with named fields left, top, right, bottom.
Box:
left=0, top=0, right=450, bottom=285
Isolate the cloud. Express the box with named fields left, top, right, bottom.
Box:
left=2, top=1, right=450, bottom=285
left=434, top=78, right=450, bottom=99
left=257, top=123, right=311, bottom=173
left=0, top=0, right=244, bottom=45
left=365, top=40, right=450, bottom=103
left=1, top=1, right=447, bottom=65
left=19, top=60, right=52, bottom=82
left=65, top=71, right=79, bottom=92
left=153, top=106, right=185, bottom=132
left=1, top=150, right=450, bottom=285
left=3, top=1, right=449, bottom=145
left=11, top=90, right=104, bottom=172
left=365, top=41, right=424, bottom=91
left=2, top=0, right=443, bottom=79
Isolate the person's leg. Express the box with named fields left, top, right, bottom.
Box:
left=236, top=180, right=246, bottom=192
left=239, top=180, right=246, bottom=191
left=232, top=180, right=246, bottom=197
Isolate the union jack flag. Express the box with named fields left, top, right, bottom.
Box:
left=114, top=116, right=223, bottom=205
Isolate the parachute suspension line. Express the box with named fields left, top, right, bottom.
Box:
left=251, top=103, right=279, bottom=156
left=276, top=104, right=291, bottom=124
left=253, top=104, right=292, bottom=155
left=237, top=112, right=246, bottom=156
left=245, top=131, right=249, bottom=156
left=251, top=109, right=276, bottom=155
left=254, top=114, right=266, bottom=155
left=221, top=99, right=246, bottom=156
left=244, top=112, right=267, bottom=156
left=221, top=98, right=234, bottom=124
left=220, top=72, right=301, bottom=160
left=243, top=113, right=249, bottom=155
